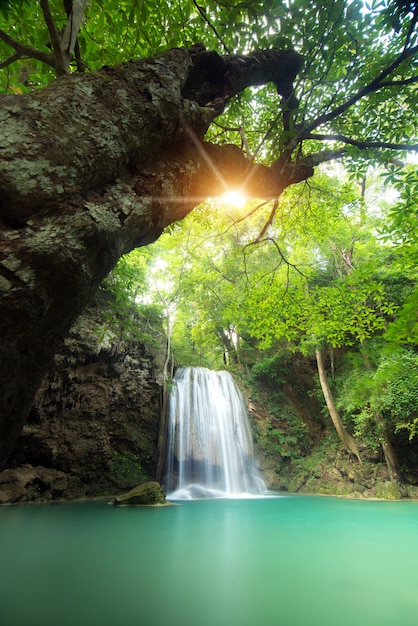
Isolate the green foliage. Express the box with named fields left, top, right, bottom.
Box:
left=250, top=352, right=290, bottom=384
left=385, top=288, right=418, bottom=345
left=377, top=351, right=418, bottom=428
left=352, top=404, right=382, bottom=452
left=97, top=248, right=164, bottom=346
left=109, top=450, right=146, bottom=487
left=287, top=431, right=342, bottom=491
left=101, top=248, right=151, bottom=305
left=239, top=175, right=402, bottom=355
left=337, top=347, right=418, bottom=447
left=265, top=414, right=311, bottom=460
left=139, top=166, right=417, bottom=382
left=383, top=166, right=418, bottom=261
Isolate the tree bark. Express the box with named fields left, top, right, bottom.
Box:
left=373, top=411, right=403, bottom=482
left=0, top=45, right=311, bottom=467
left=315, top=349, right=362, bottom=463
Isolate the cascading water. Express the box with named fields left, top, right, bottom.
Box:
left=165, top=366, right=266, bottom=499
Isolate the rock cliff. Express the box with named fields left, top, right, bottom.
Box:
left=1, top=294, right=165, bottom=503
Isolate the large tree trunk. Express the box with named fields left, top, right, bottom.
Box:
left=315, top=349, right=362, bottom=463
left=0, top=45, right=312, bottom=467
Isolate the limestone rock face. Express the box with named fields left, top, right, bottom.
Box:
left=112, top=481, right=167, bottom=506
left=0, top=465, right=71, bottom=504
left=5, top=295, right=165, bottom=502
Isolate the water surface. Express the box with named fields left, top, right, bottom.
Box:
left=1, top=495, right=418, bottom=626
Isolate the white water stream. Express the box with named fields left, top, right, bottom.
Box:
left=165, top=367, right=266, bottom=499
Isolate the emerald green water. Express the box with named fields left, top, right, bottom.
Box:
left=1, top=496, right=418, bottom=626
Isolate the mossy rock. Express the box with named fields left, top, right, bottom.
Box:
left=112, top=481, right=167, bottom=506
left=374, top=480, right=407, bottom=500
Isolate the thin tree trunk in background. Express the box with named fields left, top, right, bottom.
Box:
left=373, top=411, right=403, bottom=482
left=315, top=349, right=362, bottom=463
left=156, top=314, right=173, bottom=484
left=360, top=346, right=403, bottom=482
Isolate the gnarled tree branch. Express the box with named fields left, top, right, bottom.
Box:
left=0, top=46, right=304, bottom=221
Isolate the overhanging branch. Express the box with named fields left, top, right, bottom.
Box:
left=0, top=46, right=305, bottom=220
left=183, top=46, right=302, bottom=110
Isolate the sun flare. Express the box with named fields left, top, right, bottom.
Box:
left=221, top=190, right=247, bottom=209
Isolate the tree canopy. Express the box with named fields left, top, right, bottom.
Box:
left=1, top=0, right=417, bottom=170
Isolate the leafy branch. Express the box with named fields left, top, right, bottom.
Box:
left=290, top=43, right=418, bottom=154
left=0, top=0, right=88, bottom=77
left=192, top=0, right=232, bottom=53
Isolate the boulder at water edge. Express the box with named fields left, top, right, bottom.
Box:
left=112, top=481, right=167, bottom=506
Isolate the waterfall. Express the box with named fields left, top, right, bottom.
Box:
left=165, top=367, right=266, bottom=499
